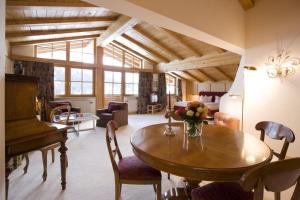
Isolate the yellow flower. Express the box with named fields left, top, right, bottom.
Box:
left=197, top=107, right=203, bottom=113
left=195, top=112, right=200, bottom=117
left=186, top=110, right=194, bottom=117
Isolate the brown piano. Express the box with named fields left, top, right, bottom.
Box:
left=5, top=74, right=68, bottom=199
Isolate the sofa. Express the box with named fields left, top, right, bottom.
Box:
left=96, top=102, right=128, bottom=127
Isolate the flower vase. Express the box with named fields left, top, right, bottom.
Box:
left=184, top=122, right=203, bottom=137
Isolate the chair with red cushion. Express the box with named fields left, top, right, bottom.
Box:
left=106, top=120, right=161, bottom=200
left=191, top=158, right=300, bottom=200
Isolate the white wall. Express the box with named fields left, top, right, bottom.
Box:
left=85, top=0, right=245, bottom=54
left=0, top=0, right=5, bottom=198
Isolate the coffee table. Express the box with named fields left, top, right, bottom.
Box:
left=59, top=113, right=99, bottom=132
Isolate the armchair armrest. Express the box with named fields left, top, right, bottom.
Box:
left=96, top=108, right=109, bottom=116
left=112, top=109, right=128, bottom=126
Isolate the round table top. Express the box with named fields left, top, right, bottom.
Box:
left=131, top=123, right=272, bottom=181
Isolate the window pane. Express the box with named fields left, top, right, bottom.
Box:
left=134, top=84, right=138, bottom=95
left=70, top=40, right=83, bottom=53
left=104, top=83, right=113, bottom=95
left=113, top=83, right=121, bottom=95
left=170, top=86, right=175, bottom=94
left=104, top=71, right=113, bottom=82
left=134, top=73, right=139, bottom=83
left=71, top=82, right=82, bottom=95
left=82, top=69, right=93, bottom=82
left=114, top=72, right=121, bottom=83
left=54, top=81, right=65, bottom=95
left=125, top=72, right=133, bottom=83
left=71, top=68, right=82, bottom=81
left=54, top=67, right=65, bottom=81
left=83, top=39, right=94, bottom=54
left=70, top=51, right=83, bottom=63
left=126, top=83, right=134, bottom=94
left=82, top=53, right=94, bottom=64
left=53, top=50, right=66, bottom=60
left=103, top=55, right=113, bottom=66
left=82, top=82, right=93, bottom=95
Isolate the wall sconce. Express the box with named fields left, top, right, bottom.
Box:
left=265, top=49, right=300, bottom=78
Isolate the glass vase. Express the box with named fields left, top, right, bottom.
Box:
left=184, top=122, right=203, bottom=137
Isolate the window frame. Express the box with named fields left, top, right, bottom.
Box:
left=125, top=72, right=139, bottom=96
left=69, top=67, right=95, bottom=96
left=166, top=74, right=176, bottom=95
left=104, top=70, right=122, bottom=96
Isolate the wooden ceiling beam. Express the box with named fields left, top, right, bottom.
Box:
left=122, top=33, right=170, bottom=63
left=239, top=0, right=255, bottom=11
left=181, top=71, right=203, bottom=82
left=96, top=15, right=139, bottom=47
left=6, top=27, right=108, bottom=38
left=197, top=69, right=217, bottom=82
left=169, top=72, right=186, bottom=81
left=6, top=0, right=97, bottom=8
left=10, top=34, right=100, bottom=46
left=111, top=40, right=158, bottom=65
left=157, top=52, right=241, bottom=72
left=214, top=67, right=234, bottom=81
left=157, top=27, right=202, bottom=57
left=6, top=16, right=117, bottom=26
left=132, top=26, right=184, bottom=60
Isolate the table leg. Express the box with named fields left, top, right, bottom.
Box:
left=184, top=179, right=201, bottom=198
left=58, top=138, right=68, bottom=190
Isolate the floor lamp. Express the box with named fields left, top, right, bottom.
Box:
left=229, top=66, right=257, bottom=131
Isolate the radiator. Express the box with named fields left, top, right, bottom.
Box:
left=124, top=96, right=138, bottom=113
left=55, top=97, right=96, bottom=114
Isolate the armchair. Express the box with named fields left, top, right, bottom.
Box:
left=96, top=102, right=128, bottom=127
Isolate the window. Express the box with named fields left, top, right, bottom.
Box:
left=125, top=72, right=139, bottom=95
left=103, top=44, right=123, bottom=67
left=54, top=67, right=66, bottom=95
left=70, top=68, right=94, bottom=95
left=37, top=42, right=66, bottom=60
left=166, top=74, right=176, bottom=95
left=124, top=52, right=142, bottom=69
left=104, top=71, right=122, bottom=95
left=103, top=44, right=143, bottom=69
left=70, top=39, right=94, bottom=64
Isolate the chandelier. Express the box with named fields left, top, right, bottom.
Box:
left=265, top=49, right=300, bottom=78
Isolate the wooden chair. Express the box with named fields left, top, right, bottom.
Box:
left=23, top=105, right=72, bottom=181
left=191, top=158, right=300, bottom=200
left=255, top=121, right=295, bottom=160
left=106, top=120, right=162, bottom=200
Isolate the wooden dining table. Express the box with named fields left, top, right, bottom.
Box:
left=131, top=122, right=273, bottom=199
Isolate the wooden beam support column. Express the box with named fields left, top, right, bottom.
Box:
left=96, top=46, right=104, bottom=109
left=181, top=71, right=203, bottom=83
left=157, top=52, right=241, bottom=72
left=96, top=15, right=139, bottom=47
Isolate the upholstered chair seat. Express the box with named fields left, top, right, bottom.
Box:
left=191, top=182, right=253, bottom=200
left=214, top=112, right=240, bottom=131
left=118, top=156, right=161, bottom=180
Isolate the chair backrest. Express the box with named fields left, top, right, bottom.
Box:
left=214, top=112, right=240, bottom=131
left=50, top=105, right=71, bottom=125
left=106, top=120, right=123, bottom=179
left=108, top=102, right=128, bottom=111
left=255, top=121, right=295, bottom=160
left=241, top=158, right=300, bottom=200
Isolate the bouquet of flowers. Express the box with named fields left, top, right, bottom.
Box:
left=175, top=101, right=208, bottom=137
